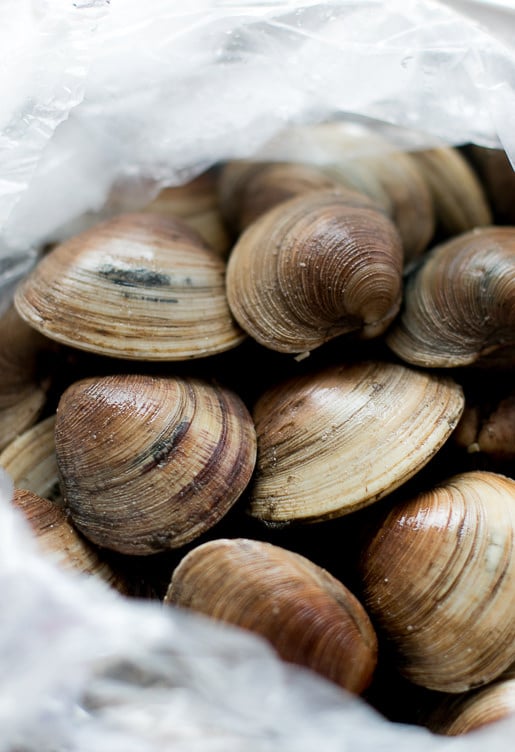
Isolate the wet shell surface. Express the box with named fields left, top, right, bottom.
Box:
left=15, top=213, right=244, bottom=360
left=226, top=191, right=403, bottom=354
left=55, top=374, right=257, bottom=555
left=12, top=488, right=126, bottom=592
left=249, top=361, right=464, bottom=523
left=166, top=537, right=378, bottom=693
left=386, top=227, right=515, bottom=368
left=359, top=471, right=515, bottom=692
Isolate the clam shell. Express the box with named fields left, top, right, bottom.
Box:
left=410, top=147, right=492, bottom=237
left=143, top=169, right=231, bottom=255
left=360, top=471, right=515, bottom=692
left=0, top=414, right=62, bottom=504
left=249, top=361, right=464, bottom=522
left=15, top=213, right=244, bottom=360
left=217, top=160, right=376, bottom=233
left=12, top=488, right=127, bottom=592
left=55, top=374, right=257, bottom=555
left=166, top=537, right=378, bottom=693
left=428, top=674, right=515, bottom=735
left=386, top=227, right=515, bottom=368
left=226, top=191, right=403, bottom=354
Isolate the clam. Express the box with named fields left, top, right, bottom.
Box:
left=410, top=147, right=492, bottom=237
left=464, top=146, right=515, bottom=225
left=15, top=213, right=244, bottom=361
left=55, top=374, right=257, bottom=555
left=248, top=361, right=464, bottom=523
left=386, top=227, right=515, bottom=368
left=359, top=471, right=515, bottom=692
left=143, top=168, right=231, bottom=255
left=217, top=160, right=377, bottom=233
left=0, top=305, right=53, bottom=451
left=428, top=664, right=515, bottom=735
left=166, top=537, right=378, bottom=694
left=226, top=191, right=403, bottom=354
left=259, top=122, right=435, bottom=261
left=12, top=488, right=127, bottom=592
left=0, top=414, right=62, bottom=505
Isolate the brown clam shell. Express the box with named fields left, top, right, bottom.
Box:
left=166, top=537, right=378, bottom=694
left=0, top=414, right=62, bottom=505
left=15, top=213, right=244, bottom=361
left=386, top=227, right=515, bottom=368
left=55, top=374, right=257, bottom=555
left=226, top=191, right=403, bottom=354
left=360, top=471, right=515, bottom=692
left=248, top=361, right=464, bottom=523
left=12, top=488, right=126, bottom=592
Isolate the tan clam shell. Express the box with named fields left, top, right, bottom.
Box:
left=143, top=169, right=231, bottom=255
left=410, top=147, right=492, bottom=237
left=226, top=191, right=403, bottom=354
left=428, top=674, right=515, bottom=736
left=359, top=471, right=515, bottom=692
left=454, top=391, right=515, bottom=461
left=12, top=488, right=127, bottom=593
left=217, top=160, right=377, bottom=233
left=259, top=122, right=435, bottom=261
left=248, top=361, right=464, bottom=523
left=15, top=213, right=244, bottom=361
left=0, top=414, right=62, bottom=505
left=55, top=374, right=257, bottom=555
left=166, top=537, right=378, bottom=694
left=386, top=227, right=515, bottom=368
left=0, top=305, right=52, bottom=450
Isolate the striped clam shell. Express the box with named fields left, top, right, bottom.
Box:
left=166, top=537, right=378, bottom=694
left=360, top=471, right=515, bottom=692
left=55, top=374, right=257, bottom=555
left=15, top=213, right=244, bottom=361
left=386, top=227, right=515, bottom=368
left=248, top=361, right=464, bottom=523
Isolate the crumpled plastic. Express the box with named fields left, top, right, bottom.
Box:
left=1, top=0, right=515, bottom=286
left=0, top=466, right=514, bottom=752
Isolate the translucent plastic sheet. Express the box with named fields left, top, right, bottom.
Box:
left=0, top=467, right=514, bottom=752
left=1, top=0, right=515, bottom=278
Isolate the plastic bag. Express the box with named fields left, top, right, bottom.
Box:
left=0, top=467, right=514, bottom=752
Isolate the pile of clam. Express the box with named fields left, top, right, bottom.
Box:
left=2, top=123, right=515, bottom=736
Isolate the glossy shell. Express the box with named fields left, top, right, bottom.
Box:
left=15, top=213, right=244, bottom=360
left=226, top=191, right=403, bottom=354
left=386, top=227, right=515, bottom=368
left=249, top=361, right=464, bottom=522
left=166, top=537, right=378, bottom=693
left=55, top=374, right=257, bottom=555
left=360, top=471, right=515, bottom=692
